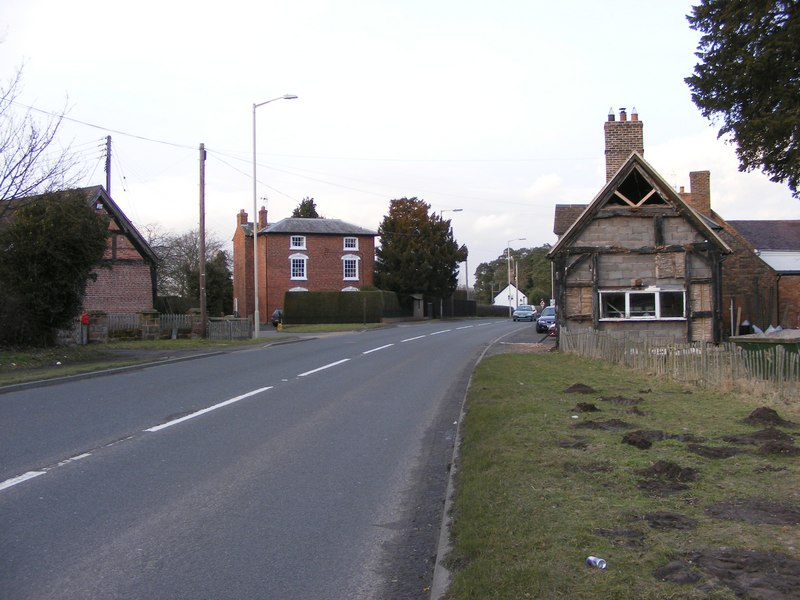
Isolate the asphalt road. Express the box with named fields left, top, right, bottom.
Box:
left=0, top=318, right=539, bottom=599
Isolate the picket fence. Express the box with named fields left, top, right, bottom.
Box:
left=559, top=329, right=800, bottom=401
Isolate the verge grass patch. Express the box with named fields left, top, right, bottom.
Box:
left=445, top=353, right=800, bottom=599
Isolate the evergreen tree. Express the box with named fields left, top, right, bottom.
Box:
left=0, top=191, right=109, bottom=345
left=375, top=198, right=467, bottom=300
left=686, top=0, right=800, bottom=198
left=291, top=197, right=321, bottom=218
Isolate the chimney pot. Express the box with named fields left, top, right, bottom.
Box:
left=631, top=106, right=638, bottom=121
left=608, top=107, right=615, bottom=122
left=619, top=107, right=627, bottom=122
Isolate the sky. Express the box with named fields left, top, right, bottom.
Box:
left=3, top=0, right=799, bottom=288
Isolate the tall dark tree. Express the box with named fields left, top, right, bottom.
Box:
left=291, top=197, right=321, bottom=218
left=187, top=250, right=233, bottom=317
left=375, top=197, right=467, bottom=300
left=686, top=1, right=800, bottom=198
left=0, top=191, right=109, bottom=345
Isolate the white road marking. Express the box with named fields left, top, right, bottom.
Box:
left=145, top=386, right=273, bottom=432
left=456, top=325, right=474, bottom=330
left=57, top=453, right=92, bottom=467
left=430, top=329, right=451, bottom=336
left=363, top=344, right=394, bottom=355
left=298, top=359, right=351, bottom=377
left=0, top=471, right=46, bottom=492
left=401, top=335, right=426, bottom=342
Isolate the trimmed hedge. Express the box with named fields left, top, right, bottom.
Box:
left=282, top=290, right=402, bottom=324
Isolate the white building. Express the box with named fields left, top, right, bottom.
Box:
left=493, top=283, right=528, bottom=308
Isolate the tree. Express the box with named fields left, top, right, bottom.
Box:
left=375, top=197, right=467, bottom=300
left=473, top=245, right=552, bottom=305
left=0, top=191, right=109, bottom=345
left=186, top=250, right=233, bottom=317
left=0, top=69, right=80, bottom=216
left=685, top=1, right=800, bottom=198
left=291, top=197, right=321, bottom=218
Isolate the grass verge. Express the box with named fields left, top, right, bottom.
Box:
left=444, top=352, right=800, bottom=599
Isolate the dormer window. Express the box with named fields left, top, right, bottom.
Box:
left=290, top=235, right=306, bottom=250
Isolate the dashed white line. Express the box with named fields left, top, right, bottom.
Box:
left=145, top=386, right=273, bottom=432
left=430, top=329, right=451, bottom=336
left=298, top=358, right=351, bottom=377
left=456, top=325, right=474, bottom=330
left=363, top=344, right=394, bottom=355
left=0, top=471, right=46, bottom=492
left=401, top=335, right=426, bottom=342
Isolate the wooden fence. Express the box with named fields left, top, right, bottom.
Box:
left=559, top=329, right=800, bottom=401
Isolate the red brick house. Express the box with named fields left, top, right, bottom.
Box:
left=80, top=186, right=158, bottom=313
left=232, top=207, right=377, bottom=324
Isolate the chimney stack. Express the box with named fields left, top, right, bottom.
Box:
left=604, top=106, right=644, bottom=182
left=687, top=171, right=711, bottom=216
left=258, top=206, right=268, bottom=230
left=237, top=209, right=248, bottom=227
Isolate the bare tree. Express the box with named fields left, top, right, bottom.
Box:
left=0, top=68, right=80, bottom=215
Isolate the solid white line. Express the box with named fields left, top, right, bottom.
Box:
left=298, top=358, right=350, bottom=377
left=0, top=470, right=47, bottom=492
left=456, top=325, right=474, bottom=330
left=401, top=335, right=426, bottom=342
left=363, top=344, right=394, bottom=355
left=145, top=387, right=273, bottom=432
left=430, top=329, right=451, bottom=336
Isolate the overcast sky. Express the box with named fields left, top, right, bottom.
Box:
left=3, top=0, right=799, bottom=286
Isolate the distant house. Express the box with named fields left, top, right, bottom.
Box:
left=232, top=207, right=377, bottom=324
left=80, top=186, right=158, bottom=313
left=493, top=283, right=528, bottom=308
left=549, top=109, right=731, bottom=343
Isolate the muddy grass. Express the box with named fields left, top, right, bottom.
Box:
left=566, top=380, right=800, bottom=599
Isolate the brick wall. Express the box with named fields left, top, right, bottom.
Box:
left=779, top=275, right=800, bottom=329
left=232, top=210, right=254, bottom=319
left=83, top=263, right=153, bottom=313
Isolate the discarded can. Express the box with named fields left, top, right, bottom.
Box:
left=586, top=556, right=607, bottom=569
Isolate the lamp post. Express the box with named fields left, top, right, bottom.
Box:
left=252, top=94, right=297, bottom=338
left=438, top=208, right=463, bottom=317
left=507, top=237, right=526, bottom=317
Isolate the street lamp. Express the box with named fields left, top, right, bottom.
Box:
left=252, top=94, right=297, bottom=338
left=507, top=237, right=526, bottom=317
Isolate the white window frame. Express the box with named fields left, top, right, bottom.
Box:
left=290, top=253, right=308, bottom=280
left=290, top=235, right=306, bottom=250
left=343, top=236, right=358, bottom=250
left=598, top=288, right=686, bottom=321
left=342, top=254, right=359, bottom=281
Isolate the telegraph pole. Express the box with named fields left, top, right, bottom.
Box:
left=199, top=143, right=207, bottom=337
left=105, top=135, right=112, bottom=194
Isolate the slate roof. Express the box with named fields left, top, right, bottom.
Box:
left=553, top=204, right=587, bottom=236
left=727, top=220, right=800, bottom=251
left=263, top=217, right=376, bottom=236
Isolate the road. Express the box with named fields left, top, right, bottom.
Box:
left=0, top=318, right=535, bottom=599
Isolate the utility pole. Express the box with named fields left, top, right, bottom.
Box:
left=105, top=135, right=112, bottom=194
left=199, top=143, right=207, bottom=337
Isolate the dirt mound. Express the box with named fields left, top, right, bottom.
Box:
left=637, top=479, right=689, bottom=495
left=565, top=383, right=596, bottom=394
left=571, top=402, right=599, bottom=412
left=592, top=527, right=645, bottom=548
left=686, top=548, right=800, bottom=599
left=622, top=430, right=665, bottom=449
left=638, top=460, right=698, bottom=482
left=558, top=437, right=588, bottom=449
left=723, top=427, right=794, bottom=445
left=644, top=511, right=697, bottom=530
left=744, top=407, right=796, bottom=428
left=600, top=395, right=643, bottom=406
left=654, top=560, right=701, bottom=584
left=687, top=443, right=744, bottom=459
left=757, top=440, right=800, bottom=455
left=707, top=498, right=800, bottom=525
left=573, top=419, right=635, bottom=431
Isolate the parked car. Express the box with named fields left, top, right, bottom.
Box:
left=512, top=304, right=537, bottom=322
left=536, top=305, right=556, bottom=333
